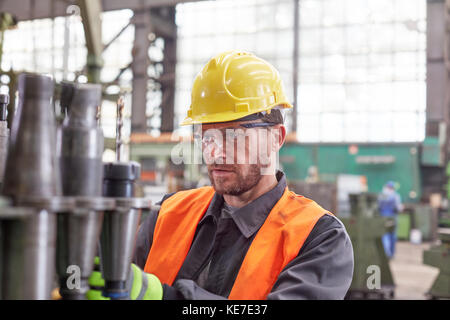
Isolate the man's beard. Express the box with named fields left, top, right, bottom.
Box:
left=208, top=164, right=263, bottom=196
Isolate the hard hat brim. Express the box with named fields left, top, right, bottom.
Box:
left=180, top=101, right=293, bottom=126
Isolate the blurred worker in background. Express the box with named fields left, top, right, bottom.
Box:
left=89, top=51, right=354, bottom=300
left=378, top=181, right=404, bottom=259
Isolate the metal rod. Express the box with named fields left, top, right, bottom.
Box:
left=0, top=93, right=9, bottom=189
left=103, top=22, right=131, bottom=52
left=116, top=96, right=124, bottom=162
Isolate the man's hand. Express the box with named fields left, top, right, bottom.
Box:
left=127, top=263, right=163, bottom=300
left=87, top=257, right=163, bottom=300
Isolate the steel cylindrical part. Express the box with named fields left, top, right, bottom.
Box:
left=0, top=94, right=8, bottom=121
left=57, top=82, right=105, bottom=299
left=56, top=209, right=104, bottom=299
left=1, top=209, right=56, bottom=300
left=100, top=206, right=141, bottom=299
left=2, top=72, right=61, bottom=200
left=59, top=129, right=104, bottom=196
left=100, top=162, right=143, bottom=299
left=67, top=84, right=101, bottom=126
left=103, top=162, right=141, bottom=198
left=0, top=123, right=9, bottom=187
left=59, top=83, right=104, bottom=197
left=0, top=94, right=10, bottom=186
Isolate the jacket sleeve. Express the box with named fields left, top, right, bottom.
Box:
left=267, top=214, right=354, bottom=299
left=163, top=281, right=227, bottom=300
left=163, top=214, right=354, bottom=300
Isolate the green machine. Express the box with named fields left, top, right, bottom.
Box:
left=422, top=162, right=450, bottom=299
left=423, top=230, right=450, bottom=299
left=341, top=193, right=396, bottom=299
left=279, top=143, right=421, bottom=204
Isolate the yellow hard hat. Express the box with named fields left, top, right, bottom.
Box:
left=180, top=51, right=293, bottom=126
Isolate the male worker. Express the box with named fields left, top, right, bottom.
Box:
left=91, top=51, right=354, bottom=300
left=378, top=181, right=404, bottom=259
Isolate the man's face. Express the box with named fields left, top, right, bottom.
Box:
left=197, top=121, right=282, bottom=196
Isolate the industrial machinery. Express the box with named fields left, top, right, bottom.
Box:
left=56, top=82, right=115, bottom=299
left=422, top=161, right=450, bottom=299
left=97, top=95, right=152, bottom=300
left=100, top=161, right=150, bottom=299
left=0, top=73, right=74, bottom=299
left=341, top=193, right=396, bottom=300
left=0, top=197, right=35, bottom=299
left=0, top=71, right=152, bottom=300
left=423, top=230, right=450, bottom=299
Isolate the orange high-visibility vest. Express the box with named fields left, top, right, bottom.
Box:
left=144, top=186, right=330, bottom=299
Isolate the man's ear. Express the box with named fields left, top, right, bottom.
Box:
left=272, top=125, right=286, bottom=152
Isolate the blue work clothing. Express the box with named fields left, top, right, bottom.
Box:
left=378, top=187, right=403, bottom=259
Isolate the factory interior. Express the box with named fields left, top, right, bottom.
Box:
left=0, top=0, right=448, bottom=301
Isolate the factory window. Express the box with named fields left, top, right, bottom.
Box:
left=175, top=0, right=426, bottom=143
left=174, top=0, right=295, bottom=137
left=298, top=0, right=426, bottom=142
left=0, top=9, right=135, bottom=143
left=1, top=16, right=86, bottom=83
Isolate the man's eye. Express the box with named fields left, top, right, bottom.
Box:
left=202, top=136, right=216, bottom=145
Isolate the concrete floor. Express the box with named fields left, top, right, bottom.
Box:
left=389, top=241, right=440, bottom=300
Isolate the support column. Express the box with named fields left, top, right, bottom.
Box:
left=158, top=7, right=176, bottom=133
left=426, top=0, right=446, bottom=148
left=131, top=10, right=152, bottom=133
left=77, top=0, right=103, bottom=83
left=422, top=0, right=447, bottom=199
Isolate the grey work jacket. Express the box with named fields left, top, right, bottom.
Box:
left=133, top=171, right=354, bottom=300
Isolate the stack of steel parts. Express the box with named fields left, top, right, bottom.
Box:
left=341, top=193, right=396, bottom=300
left=0, top=73, right=74, bottom=299
left=97, top=96, right=152, bottom=300
left=56, top=82, right=115, bottom=300
left=0, top=72, right=152, bottom=300
left=99, top=163, right=151, bottom=299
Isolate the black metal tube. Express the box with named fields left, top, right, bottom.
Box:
left=101, top=161, right=142, bottom=299
left=103, top=162, right=141, bottom=198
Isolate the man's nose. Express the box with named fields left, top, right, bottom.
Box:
left=210, top=141, right=227, bottom=164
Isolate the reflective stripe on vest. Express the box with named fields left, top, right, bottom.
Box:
left=144, top=186, right=329, bottom=299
